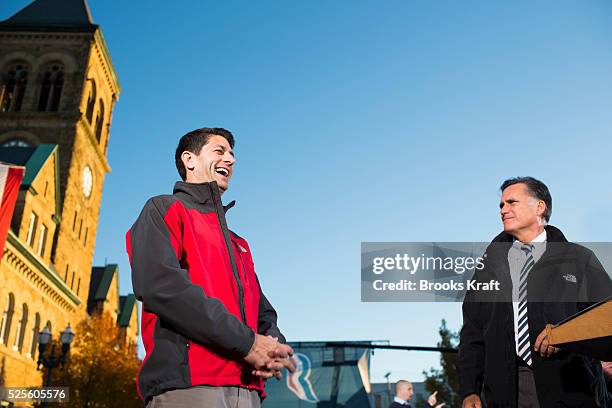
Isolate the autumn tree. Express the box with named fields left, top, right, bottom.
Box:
left=422, top=319, right=461, bottom=408
left=42, top=312, right=141, bottom=407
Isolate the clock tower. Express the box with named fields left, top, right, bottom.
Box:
left=0, top=0, right=120, bottom=309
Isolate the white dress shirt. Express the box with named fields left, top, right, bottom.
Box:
left=394, top=396, right=409, bottom=406
left=509, top=229, right=547, bottom=355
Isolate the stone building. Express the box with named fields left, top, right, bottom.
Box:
left=0, top=0, right=137, bottom=389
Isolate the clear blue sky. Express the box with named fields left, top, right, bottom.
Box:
left=2, top=0, right=612, bottom=385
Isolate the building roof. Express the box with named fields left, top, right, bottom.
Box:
left=0, top=0, right=97, bottom=32
left=87, top=264, right=118, bottom=315
left=0, top=144, right=57, bottom=188
left=0, top=147, right=36, bottom=172
left=89, top=264, right=117, bottom=303
left=118, top=294, right=136, bottom=327
left=0, top=144, right=62, bottom=220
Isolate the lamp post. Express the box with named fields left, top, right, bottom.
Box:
left=37, top=324, right=74, bottom=407
left=384, top=371, right=392, bottom=405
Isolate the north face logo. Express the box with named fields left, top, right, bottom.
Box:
left=562, top=273, right=576, bottom=283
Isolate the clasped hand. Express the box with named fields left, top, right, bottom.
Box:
left=244, top=334, right=296, bottom=380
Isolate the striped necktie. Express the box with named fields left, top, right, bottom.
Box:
left=517, top=244, right=535, bottom=366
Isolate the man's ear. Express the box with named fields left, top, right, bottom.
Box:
left=537, top=200, right=546, bottom=218
left=181, top=151, right=194, bottom=171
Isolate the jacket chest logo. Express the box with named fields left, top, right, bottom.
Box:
left=562, top=273, right=576, bottom=283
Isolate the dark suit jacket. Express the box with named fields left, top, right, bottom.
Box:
left=458, top=225, right=612, bottom=407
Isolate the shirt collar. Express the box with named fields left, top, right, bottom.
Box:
left=394, top=396, right=409, bottom=405
left=513, top=229, right=547, bottom=247
left=530, top=229, right=547, bottom=243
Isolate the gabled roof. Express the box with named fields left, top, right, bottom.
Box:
left=0, top=144, right=56, bottom=187
left=87, top=264, right=118, bottom=315
left=0, top=147, right=37, bottom=172
left=0, top=144, right=61, bottom=216
left=89, top=264, right=117, bottom=301
left=0, top=0, right=97, bottom=32
left=118, top=294, right=136, bottom=327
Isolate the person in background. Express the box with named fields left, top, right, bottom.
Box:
left=389, top=380, right=445, bottom=408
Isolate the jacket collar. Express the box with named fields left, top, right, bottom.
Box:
left=173, top=181, right=236, bottom=213
left=491, top=225, right=568, bottom=243
left=174, top=181, right=218, bottom=203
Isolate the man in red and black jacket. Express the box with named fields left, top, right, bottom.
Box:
left=126, top=127, right=295, bottom=407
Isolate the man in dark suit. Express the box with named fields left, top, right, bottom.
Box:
left=458, top=177, right=612, bottom=408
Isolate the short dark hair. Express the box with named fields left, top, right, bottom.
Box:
left=500, top=176, right=552, bottom=222
left=174, top=127, right=235, bottom=181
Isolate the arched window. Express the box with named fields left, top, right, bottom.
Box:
left=0, top=293, right=15, bottom=345
left=0, top=63, right=28, bottom=112
left=95, top=99, right=105, bottom=142
left=85, top=81, right=96, bottom=123
left=37, top=63, right=64, bottom=112
left=1, top=139, right=30, bottom=147
left=28, top=312, right=40, bottom=359
left=102, top=98, right=115, bottom=154
left=13, top=303, right=28, bottom=352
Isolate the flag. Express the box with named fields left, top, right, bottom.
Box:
left=0, top=163, right=25, bottom=259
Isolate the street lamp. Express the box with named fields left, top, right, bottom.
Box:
left=59, top=324, right=74, bottom=356
left=37, top=324, right=75, bottom=385
left=38, top=326, right=51, bottom=347
left=384, top=371, right=392, bottom=404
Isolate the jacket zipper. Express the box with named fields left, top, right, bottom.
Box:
left=209, top=184, right=247, bottom=324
